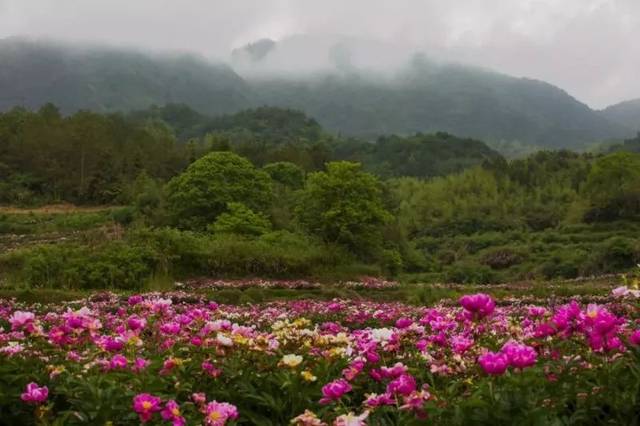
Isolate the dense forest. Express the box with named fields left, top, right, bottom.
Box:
left=0, top=104, right=499, bottom=204
left=1, top=103, right=639, bottom=288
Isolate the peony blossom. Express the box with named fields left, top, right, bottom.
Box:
left=133, top=393, right=162, bottom=423
left=9, top=311, right=36, bottom=331
left=501, top=341, right=537, bottom=369
left=459, top=294, right=495, bottom=319
left=21, top=382, right=48, bottom=404
left=320, top=379, right=352, bottom=404
left=478, top=351, right=509, bottom=375
left=204, top=400, right=239, bottom=426
left=333, top=410, right=369, bottom=426
left=386, top=374, right=417, bottom=396
left=161, top=400, right=186, bottom=426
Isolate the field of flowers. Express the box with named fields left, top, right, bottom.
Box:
left=1, top=289, right=640, bottom=425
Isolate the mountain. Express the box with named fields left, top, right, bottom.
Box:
left=0, top=37, right=634, bottom=150
left=600, top=99, right=640, bottom=131
left=0, top=38, right=250, bottom=115
left=246, top=53, right=631, bottom=149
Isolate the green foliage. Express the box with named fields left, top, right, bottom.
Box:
left=583, top=152, right=640, bottom=221
left=263, top=161, right=305, bottom=189
left=0, top=106, right=187, bottom=205
left=209, top=202, right=272, bottom=236
left=1, top=242, right=155, bottom=290
left=166, top=151, right=273, bottom=230
left=296, top=162, right=392, bottom=258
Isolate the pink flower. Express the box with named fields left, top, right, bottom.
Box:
left=364, top=393, right=394, bottom=408
left=459, top=294, right=495, bottom=319
left=204, top=401, right=239, bottom=426
left=160, top=322, right=181, bottom=335
left=451, top=335, right=474, bottom=354
left=342, top=360, right=365, bottom=381
left=109, top=354, right=128, bottom=370
left=192, top=392, right=207, bottom=405
left=379, top=362, right=407, bottom=379
left=386, top=374, right=417, bottom=396
left=161, top=400, right=186, bottom=426
left=128, top=295, right=143, bottom=305
left=9, top=311, right=35, bottom=331
left=202, top=360, right=222, bottom=378
left=478, top=351, right=509, bottom=375
left=630, top=330, right=640, bottom=346
left=395, top=317, right=413, bottom=329
left=133, top=393, right=162, bottom=423
left=127, top=315, right=146, bottom=331
left=501, top=342, right=537, bottom=369
left=133, top=357, right=150, bottom=372
left=320, top=379, right=352, bottom=404
left=21, top=382, right=48, bottom=404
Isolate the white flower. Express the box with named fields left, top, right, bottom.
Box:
left=216, top=333, right=233, bottom=347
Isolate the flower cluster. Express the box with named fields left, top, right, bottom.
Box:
left=1, top=291, right=640, bottom=424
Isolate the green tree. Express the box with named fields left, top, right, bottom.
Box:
left=263, top=162, right=305, bottom=189
left=165, top=152, right=272, bottom=229
left=208, top=202, right=272, bottom=236
left=295, top=161, right=392, bottom=257
left=583, top=152, right=640, bottom=221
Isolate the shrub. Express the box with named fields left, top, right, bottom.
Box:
left=166, top=152, right=272, bottom=230
left=208, top=203, right=272, bottom=236
left=480, top=248, right=525, bottom=269
left=444, top=262, right=497, bottom=284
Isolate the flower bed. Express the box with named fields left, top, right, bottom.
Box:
left=1, top=292, right=640, bottom=425
left=178, top=276, right=399, bottom=291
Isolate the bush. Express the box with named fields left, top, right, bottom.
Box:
left=480, top=247, right=524, bottom=269
left=591, top=237, right=640, bottom=272
left=444, top=262, right=497, bottom=284
left=166, top=151, right=272, bottom=230
left=208, top=202, right=272, bottom=236
left=0, top=242, right=155, bottom=290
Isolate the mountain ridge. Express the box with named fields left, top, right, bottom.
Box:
left=0, top=37, right=635, bottom=150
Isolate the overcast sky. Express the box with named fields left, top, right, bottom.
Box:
left=1, top=0, right=639, bottom=108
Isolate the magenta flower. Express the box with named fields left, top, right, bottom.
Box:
left=631, top=330, right=640, bottom=346
left=109, top=354, right=128, bottom=370
left=386, top=373, right=417, bottom=396
left=478, top=351, right=509, bottom=375
left=161, top=400, right=186, bottom=426
left=133, top=357, right=151, bottom=372
left=204, top=401, right=239, bottom=426
left=127, top=315, right=146, bottom=331
left=133, top=393, right=162, bottom=423
left=501, top=342, right=537, bottom=369
left=21, top=382, right=48, bottom=404
left=320, top=378, right=352, bottom=404
left=202, top=360, right=222, bottom=378
left=395, top=317, right=414, bottom=329
left=451, top=335, right=474, bottom=354
left=459, top=294, right=495, bottom=319
left=160, top=322, right=181, bottom=335
left=128, top=295, right=143, bottom=305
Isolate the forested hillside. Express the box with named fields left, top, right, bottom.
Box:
left=0, top=38, right=250, bottom=115
left=1, top=102, right=639, bottom=287
left=0, top=38, right=635, bottom=151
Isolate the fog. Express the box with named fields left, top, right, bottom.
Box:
left=1, top=0, right=639, bottom=108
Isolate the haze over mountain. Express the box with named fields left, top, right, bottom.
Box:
left=600, top=99, right=640, bottom=132
left=0, top=37, right=635, bottom=150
